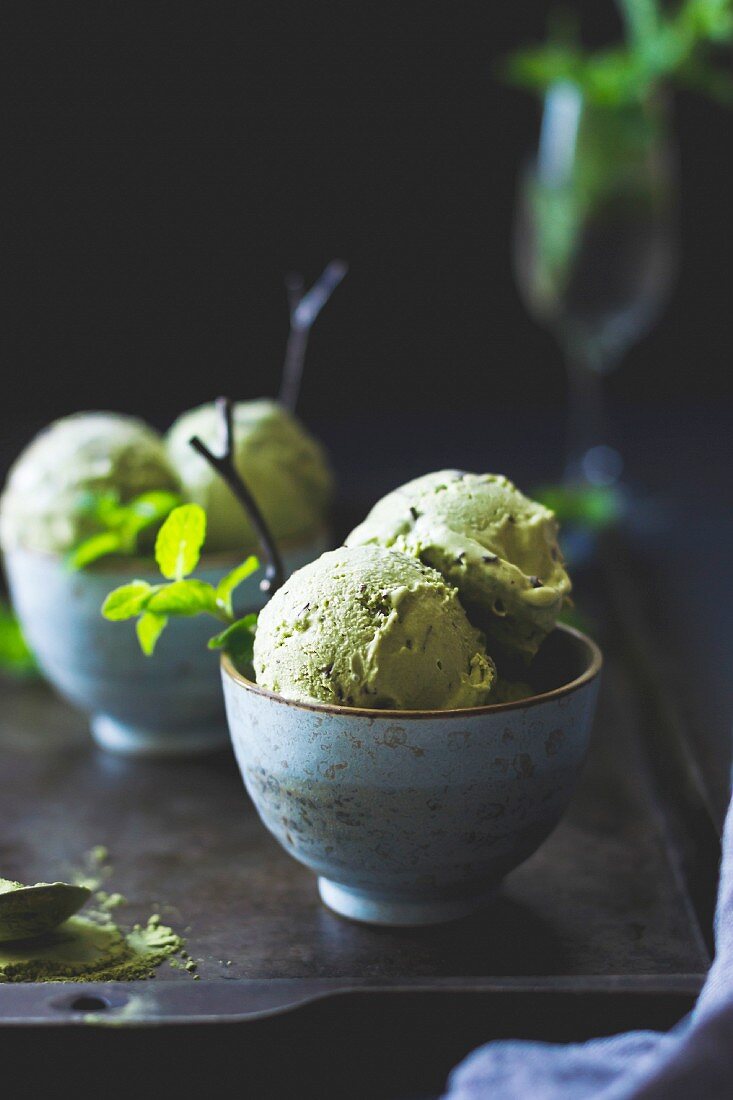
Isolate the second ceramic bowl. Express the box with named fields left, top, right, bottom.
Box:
left=222, top=623, right=602, bottom=926
left=4, top=529, right=328, bottom=757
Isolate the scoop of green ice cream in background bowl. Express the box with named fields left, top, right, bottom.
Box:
left=0, top=412, right=182, bottom=557
left=166, top=399, right=332, bottom=554
left=0, top=406, right=332, bottom=757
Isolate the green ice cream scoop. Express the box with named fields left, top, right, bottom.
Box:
left=253, top=544, right=496, bottom=710
left=166, top=399, right=333, bottom=553
left=346, top=471, right=571, bottom=661
left=0, top=878, right=92, bottom=943
left=0, top=412, right=181, bottom=555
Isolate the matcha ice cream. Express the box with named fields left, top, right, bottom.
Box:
left=253, top=544, right=496, bottom=709
left=0, top=413, right=181, bottom=555
left=346, top=471, right=571, bottom=660
left=166, top=399, right=332, bottom=553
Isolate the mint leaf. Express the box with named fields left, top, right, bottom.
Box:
left=68, top=531, right=126, bottom=570
left=155, top=504, right=207, bottom=581
left=101, top=581, right=154, bottom=621
left=208, top=614, right=258, bottom=665
left=136, top=612, right=168, bottom=655
left=146, top=579, right=219, bottom=617
left=0, top=603, right=37, bottom=677
left=76, top=490, right=121, bottom=522
left=215, top=556, right=260, bottom=616
left=116, top=491, right=182, bottom=546
left=127, top=491, right=182, bottom=526
left=69, top=489, right=182, bottom=570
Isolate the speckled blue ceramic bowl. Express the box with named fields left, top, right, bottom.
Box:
left=222, top=623, right=602, bottom=926
left=4, top=530, right=328, bottom=757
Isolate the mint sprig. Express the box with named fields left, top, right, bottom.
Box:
left=207, top=614, right=259, bottom=664
left=154, top=502, right=207, bottom=580
left=101, top=504, right=260, bottom=660
left=101, top=581, right=154, bottom=620
left=68, top=490, right=182, bottom=570
left=136, top=611, right=169, bottom=655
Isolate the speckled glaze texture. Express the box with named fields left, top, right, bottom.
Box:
left=4, top=533, right=328, bottom=757
left=222, top=625, right=601, bottom=925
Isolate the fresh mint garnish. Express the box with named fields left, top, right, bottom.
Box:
left=0, top=602, right=37, bottom=678
left=68, top=490, right=182, bottom=570
left=155, top=503, right=206, bottom=581
left=145, top=579, right=220, bottom=617
left=101, top=581, right=154, bottom=620
left=207, top=613, right=258, bottom=666
left=136, top=611, right=168, bottom=657
left=215, top=556, right=259, bottom=616
left=70, top=532, right=129, bottom=570
left=102, top=504, right=261, bottom=660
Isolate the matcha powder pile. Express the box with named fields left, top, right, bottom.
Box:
left=0, top=853, right=187, bottom=983
left=0, top=912, right=183, bottom=984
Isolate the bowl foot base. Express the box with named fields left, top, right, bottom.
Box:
left=317, top=877, right=496, bottom=927
left=90, top=715, right=229, bottom=758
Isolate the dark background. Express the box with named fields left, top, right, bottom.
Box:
left=1, top=0, right=731, bottom=468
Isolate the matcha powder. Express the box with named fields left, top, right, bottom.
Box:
left=0, top=912, right=183, bottom=984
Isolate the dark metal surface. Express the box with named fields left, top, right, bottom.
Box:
left=6, top=987, right=701, bottom=1100
left=0, top=558, right=715, bottom=1033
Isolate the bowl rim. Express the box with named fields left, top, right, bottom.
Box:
left=3, top=525, right=329, bottom=574
left=221, top=622, right=602, bottom=720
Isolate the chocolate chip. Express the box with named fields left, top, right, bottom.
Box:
left=482, top=554, right=498, bottom=563
left=320, top=663, right=334, bottom=676
left=530, top=576, right=543, bottom=588
left=409, top=506, right=420, bottom=521
left=454, top=552, right=466, bottom=565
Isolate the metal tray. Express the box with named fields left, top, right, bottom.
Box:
left=0, top=542, right=721, bottom=1094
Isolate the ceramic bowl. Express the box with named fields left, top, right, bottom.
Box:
left=222, top=624, right=601, bottom=926
left=4, top=530, right=328, bottom=757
